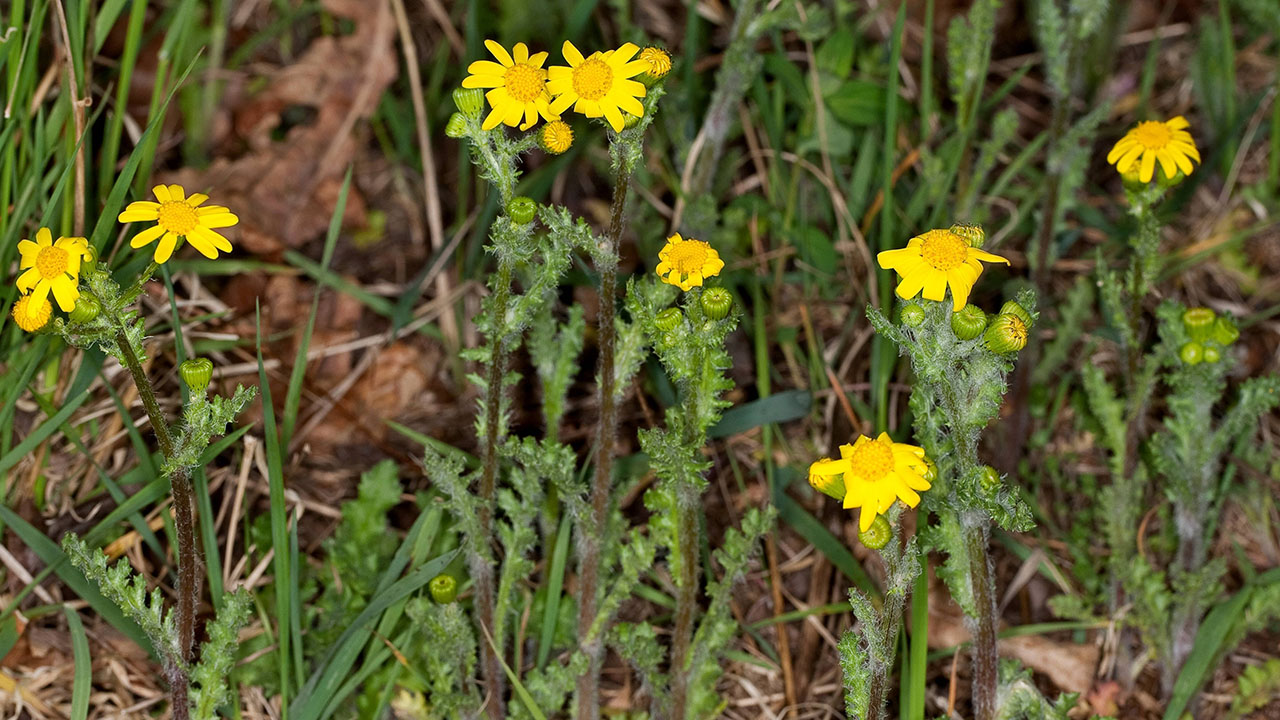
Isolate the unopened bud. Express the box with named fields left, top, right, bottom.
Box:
left=429, top=574, right=457, bottom=604
left=858, top=515, right=892, bottom=550
left=452, top=87, right=484, bottom=118
left=180, top=357, right=214, bottom=393
left=700, top=287, right=732, bottom=320
left=950, top=304, right=986, bottom=340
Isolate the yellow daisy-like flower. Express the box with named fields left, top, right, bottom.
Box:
left=656, top=233, right=724, bottom=291
left=808, top=433, right=932, bottom=532
left=547, top=41, right=648, bottom=132
left=462, top=40, right=558, bottom=131
left=11, top=294, right=53, bottom=332
left=639, top=47, right=672, bottom=79
left=877, top=228, right=1009, bottom=312
left=1106, top=116, right=1200, bottom=183
left=15, top=228, right=91, bottom=320
left=539, top=120, right=574, bottom=154
left=117, top=184, right=238, bottom=264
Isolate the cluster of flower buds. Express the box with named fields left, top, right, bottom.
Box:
left=1179, top=307, right=1238, bottom=365
left=900, top=297, right=1031, bottom=355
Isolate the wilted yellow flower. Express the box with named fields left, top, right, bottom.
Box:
left=16, top=228, right=91, bottom=320
left=118, top=184, right=237, bottom=263
left=11, top=294, right=52, bottom=332
left=656, top=233, right=724, bottom=291
left=808, top=433, right=932, bottom=532
left=547, top=41, right=648, bottom=132
left=539, top=120, right=574, bottom=154
left=877, top=228, right=1009, bottom=311
left=1106, top=116, right=1200, bottom=183
left=462, top=40, right=558, bottom=131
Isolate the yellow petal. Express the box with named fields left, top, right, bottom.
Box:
left=485, top=39, right=513, bottom=67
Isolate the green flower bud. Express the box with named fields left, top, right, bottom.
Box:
left=452, top=87, right=484, bottom=118
left=899, top=303, right=925, bottom=327
left=622, top=112, right=641, bottom=130
left=654, top=307, right=684, bottom=332
left=1211, top=316, right=1239, bottom=347
left=81, top=243, right=99, bottom=274
left=983, top=313, right=1028, bottom=354
left=1179, top=341, right=1203, bottom=365
left=978, top=465, right=1000, bottom=494
left=429, top=574, right=457, bottom=604
left=507, top=197, right=537, bottom=225
left=858, top=515, right=892, bottom=550
left=700, top=287, right=732, bottom=320
left=1156, top=165, right=1186, bottom=188
left=1202, top=345, right=1221, bottom=364
left=998, top=300, right=1033, bottom=329
left=921, top=457, right=937, bottom=484
left=1182, top=307, right=1215, bottom=343
left=69, top=296, right=100, bottom=324
left=949, top=222, right=985, bottom=248
left=180, top=357, right=214, bottom=393
left=444, top=112, right=468, bottom=139
left=950, top=304, right=986, bottom=340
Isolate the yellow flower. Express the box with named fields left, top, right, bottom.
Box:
left=547, top=41, right=648, bottom=132
left=539, top=120, right=574, bottom=154
left=15, top=228, right=91, bottom=319
left=656, top=233, right=724, bottom=291
left=118, top=184, right=238, bottom=264
left=1106, top=116, right=1200, bottom=183
left=808, top=433, right=932, bottom=532
left=639, top=47, right=672, bottom=80
left=11, top=294, right=52, bottom=332
left=462, top=40, right=558, bottom=131
left=877, top=228, right=1009, bottom=311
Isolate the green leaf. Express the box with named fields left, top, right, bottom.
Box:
left=826, top=80, right=888, bottom=126
left=1163, top=586, right=1252, bottom=720
left=64, top=607, right=91, bottom=720
left=709, top=390, right=812, bottom=438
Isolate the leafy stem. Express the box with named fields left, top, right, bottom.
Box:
left=112, top=326, right=198, bottom=720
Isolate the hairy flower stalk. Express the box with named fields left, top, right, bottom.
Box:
left=575, top=153, right=631, bottom=720
left=575, top=84, right=666, bottom=717
left=668, top=360, right=701, bottom=720
left=113, top=326, right=197, bottom=720
left=475, top=257, right=512, bottom=720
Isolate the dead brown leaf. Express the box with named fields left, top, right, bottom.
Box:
left=165, top=0, right=394, bottom=256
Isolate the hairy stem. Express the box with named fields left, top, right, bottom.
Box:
left=114, top=329, right=197, bottom=720
left=476, top=260, right=513, bottom=720
left=575, top=168, right=630, bottom=720
left=670, top=373, right=703, bottom=720
left=964, top=519, right=999, bottom=720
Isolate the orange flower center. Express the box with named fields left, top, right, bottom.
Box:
left=572, top=57, right=613, bottom=101
left=847, top=438, right=894, bottom=482
left=36, top=245, right=70, bottom=279
left=158, top=201, right=199, bottom=235
left=668, top=240, right=709, bottom=275
left=503, top=63, right=546, bottom=103
left=1130, top=121, right=1173, bottom=150
left=920, top=230, right=969, bottom=272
